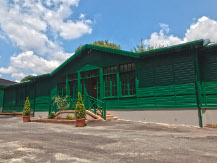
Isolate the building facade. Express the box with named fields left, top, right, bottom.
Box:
left=1, top=40, right=217, bottom=127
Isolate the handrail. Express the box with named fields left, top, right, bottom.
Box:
left=85, top=94, right=106, bottom=120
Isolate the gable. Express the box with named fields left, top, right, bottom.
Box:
left=79, top=64, right=100, bottom=72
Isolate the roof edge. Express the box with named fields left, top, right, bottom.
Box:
left=139, top=39, right=204, bottom=57
left=30, top=39, right=206, bottom=78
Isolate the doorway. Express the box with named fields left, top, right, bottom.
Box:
left=82, top=77, right=100, bottom=99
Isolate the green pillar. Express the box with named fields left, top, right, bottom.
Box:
left=117, top=66, right=121, bottom=99
left=66, top=75, right=69, bottom=96
left=193, top=48, right=203, bottom=128
left=77, top=71, right=81, bottom=93
left=33, top=81, right=36, bottom=117
left=100, top=68, right=104, bottom=100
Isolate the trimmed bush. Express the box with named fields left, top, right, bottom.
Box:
left=23, top=97, right=31, bottom=116
left=56, top=115, right=62, bottom=119
left=48, top=112, right=55, bottom=119
left=66, top=115, right=75, bottom=120
left=75, top=92, right=86, bottom=119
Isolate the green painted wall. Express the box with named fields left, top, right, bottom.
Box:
left=0, top=89, right=4, bottom=108
left=199, top=49, right=217, bottom=108
left=3, top=46, right=216, bottom=113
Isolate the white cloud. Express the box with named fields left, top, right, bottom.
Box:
left=0, top=51, right=73, bottom=81
left=0, top=66, right=17, bottom=74
left=144, top=16, right=217, bottom=47
left=184, top=16, right=217, bottom=42
left=144, top=24, right=183, bottom=47
left=0, top=0, right=92, bottom=81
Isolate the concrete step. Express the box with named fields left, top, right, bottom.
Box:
left=106, top=117, right=118, bottom=121
left=106, top=115, right=114, bottom=118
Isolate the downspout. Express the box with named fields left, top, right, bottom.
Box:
left=193, top=47, right=203, bottom=128
left=33, top=80, right=36, bottom=117
left=2, top=88, right=5, bottom=113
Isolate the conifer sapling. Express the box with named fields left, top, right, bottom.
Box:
left=23, top=97, right=31, bottom=116
left=75, top=92, right=86, bottom=119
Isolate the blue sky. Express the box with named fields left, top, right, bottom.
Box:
left=0, top=0, right=217, bottom=81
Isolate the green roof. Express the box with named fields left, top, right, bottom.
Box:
left=3, top=80, right=33, bottom=88
left=139, top=39, right=204, bottom=57
left=50, top=44, right=139, bottom=76
left=29, top=73, right=50, bottom=80
left=29, top=39, right=205, bottom=79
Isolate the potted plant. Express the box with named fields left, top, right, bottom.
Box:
left=75, top=92, right=86, bottom=127
left=23, top=97, right=31, bottom=122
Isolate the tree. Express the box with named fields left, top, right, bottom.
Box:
left=23, top=97, right=31, bottom=116
left=21, top=75, right=34, bottom=82
left=131, top=39, right=165, bottom=53
left=75, top=92, right=86, bottom=119
left=75, top=40, right=121, bottom=52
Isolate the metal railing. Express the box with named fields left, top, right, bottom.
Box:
left=84, top=94, right=106, bottom=120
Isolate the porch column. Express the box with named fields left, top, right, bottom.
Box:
left=77, top=71, right=81, bottom=94
left=100, top=68, right=104, bottom=100
left=66, top=74, right=69, bottom=96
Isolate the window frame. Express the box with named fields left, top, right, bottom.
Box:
left=119, top=63, right=136, bottom=97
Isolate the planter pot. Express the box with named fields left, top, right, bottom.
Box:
left=76, top=118, right=86, bottom=127
left=23, top=116, right=31, bottom=122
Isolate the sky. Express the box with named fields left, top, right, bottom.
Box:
left=0, top=0, right=217, bottom=82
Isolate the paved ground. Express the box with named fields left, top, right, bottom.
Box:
left=1, top=116, right=217, bottom=163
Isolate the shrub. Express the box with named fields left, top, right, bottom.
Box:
left=75, top=92, right=86, bottom=119
left=56, top=115, right=62, bottom=119
left=48, top=112, right=55, bottom=119
left=52, top=95, right=70, bottom=111
left=23, top=97, right=31, bottom=116
left=66, top=114, right=75, bottom=120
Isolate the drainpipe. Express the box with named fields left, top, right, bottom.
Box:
left=193, top=48, right=203, bottom=128
left=33, top=80, right=36, bottom=117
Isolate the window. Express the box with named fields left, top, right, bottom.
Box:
left=103, top=66, right=117, bottom=97
left=119, top=63, right=136, bottom=96
left=103, top=66, right=117, bottom=74
left=69, top=81, right=77, bottom=99
left=119, top=63, right=135, bottom=72
left=58, top=83, right=66, bottom=96
left=104, top=75, right=117, bottom=97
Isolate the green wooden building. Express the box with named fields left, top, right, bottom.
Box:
left=1, top=39, right=217, bottom=127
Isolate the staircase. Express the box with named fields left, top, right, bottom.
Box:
left=95, top=110, right=118, bottom=121
left=84, top=93, right=118, bottom=121
left=105, top=111, right=118, bottom=121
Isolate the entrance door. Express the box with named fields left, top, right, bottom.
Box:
left=86, top=77, right=98, bottom=98
left=80, top=69, right=100, bottom=99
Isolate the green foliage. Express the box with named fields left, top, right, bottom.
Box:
left=75, top=40, right=121, bottom=52
left=75, top=92, right=86, bottom=119
left=22, top=97, right=31, bottom=116
left=56, top=115, right=62, bottom=119
left=11, top=111, right=16, bottom=114
left=38, top=115, right=42, bottom=119
left=66, top=114, right=75, bottom=120
left=48, top=112, right=55, bottom=119
left=21, top=75, right=34, bottom=82
left=53, top=95, right=70, bottom=111
left=131, top=39, right=165, bottom=53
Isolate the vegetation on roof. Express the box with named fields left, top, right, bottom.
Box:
left=131, top=39, right=165, bottom=53
left=21, top=75, right=34, bottom=82
left=75, top=40, right=121, bottom=53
